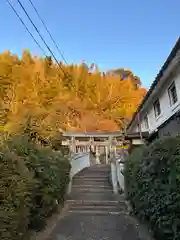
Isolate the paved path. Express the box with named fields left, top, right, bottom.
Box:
left=48, top=165, right=152, bottom=240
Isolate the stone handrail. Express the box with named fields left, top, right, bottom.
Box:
left=70, top=152, right=90, bottom=177
left=67, top=152, right=90, bottom=193
left=116, top=157, right=125, bottom=192
left=110, top=149, right=128, bottom=194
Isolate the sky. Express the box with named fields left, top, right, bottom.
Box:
left=0, top=0, right=179, bottom=88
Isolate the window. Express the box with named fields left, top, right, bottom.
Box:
left=168, top=82, right=178, bottom=105
left=144, top=115, right=149, bottom=129
left=154, top=99, right=161, bottom=117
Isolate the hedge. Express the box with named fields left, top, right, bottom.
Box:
left=0, top=146, right=33, bottom=240
left=124, top=136, right=180, bottom=240
left=0, top=134, right=71, bottom=239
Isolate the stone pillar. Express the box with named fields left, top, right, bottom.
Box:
left=112, top=145, right=116, bottom=158
left=111, top=161, right=118, bottom=194
left=87, top=145, right=90, bottom=152
left=109, top=136, right=118, bottom=194
left=108, top=136, right=112, bottom=150
left=71, top=136, right=76, bottom=154
left=77, top=146, right=79, bottom=153
left=112, top=138, right=117, bottom=157
left=95, top=146, right=100, bottom=164
left=90, top=137, right=94, bottom=152
left=105, top=145, right=108, bottom=164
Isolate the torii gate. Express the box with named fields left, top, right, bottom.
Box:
left=62, top=131, right=149, bottom=194
left=62, top=131, right=149, bottom=161
left=62, top=131, right=128, bottom=164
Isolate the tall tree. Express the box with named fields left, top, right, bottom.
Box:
left=0, top=50, right=146, bottom=141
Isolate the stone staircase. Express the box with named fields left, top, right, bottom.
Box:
left=49, top=164, right=152, bottom=240
left=67, top=164, right=127, bottom=214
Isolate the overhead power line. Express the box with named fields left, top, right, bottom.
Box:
left=15, top=0, right=71, bottom=78
left=7, top=0, right=71, bottom=81
left=28, top=0, right=67, bottom=64
left=16, top=0, right=59, bottom=64
left=6, top=0, right=47, bottom=55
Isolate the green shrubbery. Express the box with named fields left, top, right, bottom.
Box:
left=0, top=146, right=33, bottom=240
left=0, top=134, right=71, bottom=240
left=124, top=136, right=180, bottom=240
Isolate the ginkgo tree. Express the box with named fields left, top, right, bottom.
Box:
left=0, top=50, right=146, bottom=143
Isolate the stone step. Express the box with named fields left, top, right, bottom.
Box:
left=84, top=171, right=109, bottom=174
left=69, top=199, right=127, bottom=211
left=74, top=177, right=109, bottom=182
left=76, top=173, right=108, bottom=178
left=73, top=181, right=109, bottom=186
left=66, top=199, right=120, bottom=205
left=79, top=168, right=110, bottom=171
left=70, top=205, right=127, bottom=213
left=73, top=179, right=110, bottom=183
left=77, top=169, right=109, bottom=172
left=75, top=171, right=108, bottom=174
left=72, top=201, right=127, bottom=208
left=72, top=183, right=110, bottom=188
left=78, top=169, right=109, bottom=173
left=69, top=208, right=127, bottom=214
left=72, top=185, right=111, bottom=190
left=67, top=209, right=126, bottom=216
left=75, top=175, right=109, bottom=179
left=67, top=193, right=117, bottom=201
left=71, top=205, right=119, bottom=210
left=71, top=188, right=112, bottom=193
left=83, top=165, right=110, bottom=169
left=72, top=185, right=112, bottom=189
left=74, top=178, right=108, bottom=182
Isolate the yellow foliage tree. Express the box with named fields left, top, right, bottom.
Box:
left=0, top=50, right=146, bottom=143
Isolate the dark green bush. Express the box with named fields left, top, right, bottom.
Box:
left=5, top=135, right=71, bottom=230
left=0, top=146, right=33, bottom=240
left=124, top=136, right=180, bottom=240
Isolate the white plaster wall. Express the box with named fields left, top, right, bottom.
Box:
left=132, top=71, right=180, bottom=133
left=147, top=72, right=180, bottom=133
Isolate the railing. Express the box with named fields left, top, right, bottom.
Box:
left=67, top=152, right=90, bottom=193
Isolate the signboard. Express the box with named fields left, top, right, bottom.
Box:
left=132, top=139, right=144, bottom=145
left=116, top=145, right=128, bottom=149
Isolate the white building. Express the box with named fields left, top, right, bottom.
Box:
left=127, top=37, right=180, bottom=140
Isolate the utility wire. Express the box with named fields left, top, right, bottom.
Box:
left=16, top=0, right=70, bottom=79
left=28, top=0, right=67, bottom=64
left=6, top=0, right=47, bottom=55
left=16, top=0, right=59, bottom=64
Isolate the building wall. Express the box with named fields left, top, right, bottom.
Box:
left=158, top=116, right=180, bottom=138
left=146, top=71, right=180, bottom=133
left=130, top=69, right=180, bottom=134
